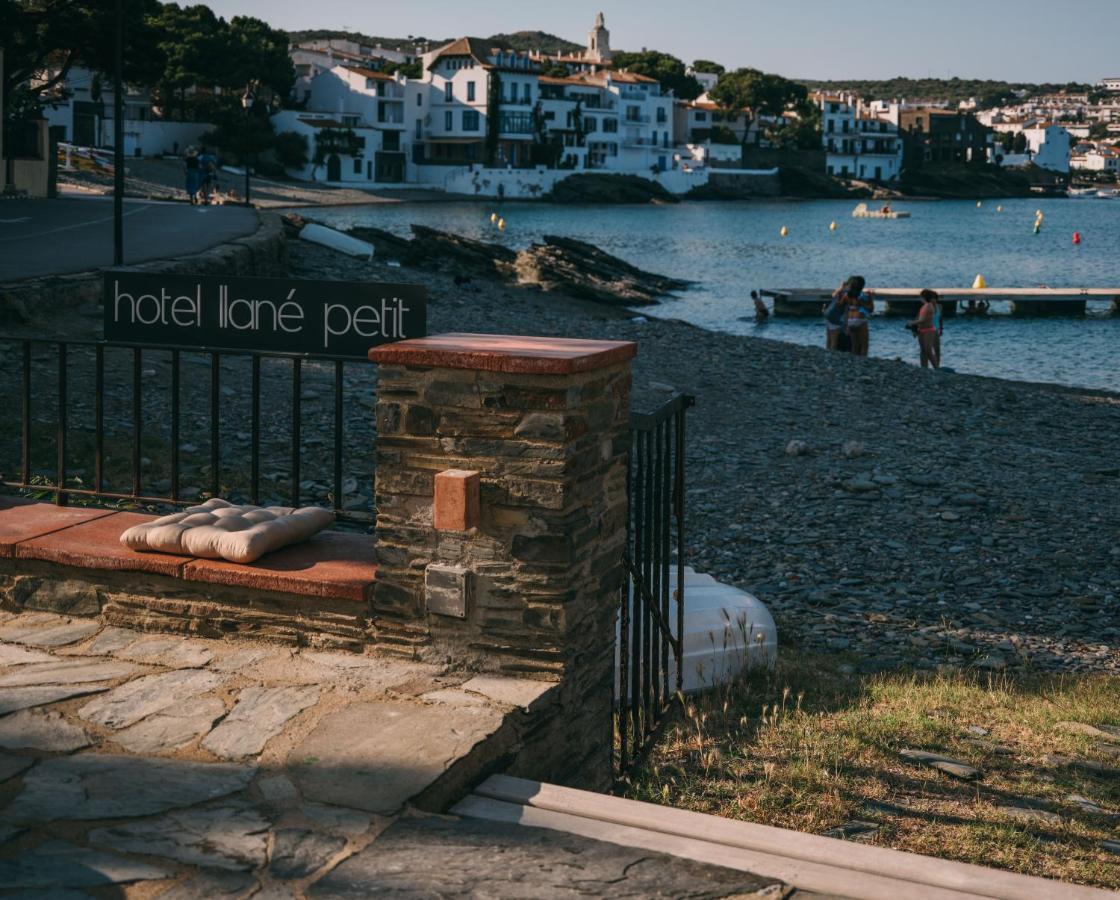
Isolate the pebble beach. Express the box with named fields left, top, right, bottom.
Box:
left=288, top=238, right=1120, bottom=677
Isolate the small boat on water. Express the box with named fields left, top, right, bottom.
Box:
left=852, top=202, right=910, bottom=219
left=1068, top=187, right=1098, bottom=198
left=1096, top=188, right=1120, bottom=199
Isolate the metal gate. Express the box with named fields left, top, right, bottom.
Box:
left=616, top=393, right=693, bottom=775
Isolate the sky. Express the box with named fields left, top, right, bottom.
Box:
left=203, top=0, right=1118, bottom=83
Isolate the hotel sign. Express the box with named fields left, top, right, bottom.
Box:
left=104, top=272, right=427, bottom=360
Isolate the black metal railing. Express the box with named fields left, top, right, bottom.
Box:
left=616, top=392, right=693, bottom=775
left=0, top=337, right=376, bottom=524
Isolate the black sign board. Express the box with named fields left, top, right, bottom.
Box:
left=104, top=272, right=426, bottom=360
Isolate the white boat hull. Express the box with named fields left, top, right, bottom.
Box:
left=615, top=566, right=778, bottom=696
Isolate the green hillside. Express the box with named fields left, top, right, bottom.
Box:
left=800, top=77, right=1094, bottom=108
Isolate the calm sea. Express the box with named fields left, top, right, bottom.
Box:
left=306, top=197, right=1120, bottom=393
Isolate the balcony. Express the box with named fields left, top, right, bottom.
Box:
left=624, top=113, right=651, bottom=124
left=619, top=90, right=647, bottom=101
left=498, top=112, right=534, bottom=135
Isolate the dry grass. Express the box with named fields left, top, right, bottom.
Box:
left=625, top=651, right=1120, bottom=889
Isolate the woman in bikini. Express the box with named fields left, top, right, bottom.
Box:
left=842, top=275, right=873, bottom=356
left=909, top=289, right=940, bottom=368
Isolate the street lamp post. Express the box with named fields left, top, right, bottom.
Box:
left=240, top=86, right=254, bottom=207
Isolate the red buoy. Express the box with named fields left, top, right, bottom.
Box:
left=1073, top=231, right=1082, bottom=245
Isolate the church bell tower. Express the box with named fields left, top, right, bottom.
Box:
left=587, top=12, right=612, bottom=63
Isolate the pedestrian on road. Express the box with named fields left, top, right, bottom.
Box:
left=198, top=146, right=218, bottom=204
left=184, top=147, right=201, bottom=205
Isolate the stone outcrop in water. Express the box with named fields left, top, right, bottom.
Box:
left=316, top=220, right=684, bottom=306
left=515, top=236, right=689, bottom=306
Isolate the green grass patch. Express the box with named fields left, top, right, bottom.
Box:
left=625, top=651, right=1120, bottom=889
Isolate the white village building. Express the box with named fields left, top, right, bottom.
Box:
left=819, top=93, right=903, bottom=182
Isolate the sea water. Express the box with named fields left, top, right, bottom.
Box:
left=306, top=197, right=1120, bottom=393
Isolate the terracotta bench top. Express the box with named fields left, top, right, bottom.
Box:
left=0, top=499, right=375, bottom=603
left=369, top=333, right=637, bottom=375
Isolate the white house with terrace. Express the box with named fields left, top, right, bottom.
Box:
left=819, top=93, right=903, bottom=182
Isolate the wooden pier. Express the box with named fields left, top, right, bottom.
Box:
left=761, top=288, right=1120, bottom=318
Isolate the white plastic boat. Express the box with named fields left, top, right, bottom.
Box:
left=616, top=565, right=778, bottom=696
left=299, top=223, right=375, bottom=259
left=852, top=202, right=910, bottom=219
left=1068, top=187, right=1098, bottom=198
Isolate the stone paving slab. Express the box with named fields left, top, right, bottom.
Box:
left=0, top=708, right=93, bottom=751
left=0, top=838, right=169, bottom=888
left=0, top=618, right=751, bottom=897
left=308, top=815, right=781, bottom=899
left=90, top=802, right=271, bottom=871
left=0, top=682, right=111, bottom=715
left=5, top=754, right=256, bottom=821
left=78, top=669, right=226, bottom=729
left=289, top=701, right=505, bottom=814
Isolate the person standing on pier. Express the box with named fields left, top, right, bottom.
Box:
left=842, top=276, right=873, bottom=356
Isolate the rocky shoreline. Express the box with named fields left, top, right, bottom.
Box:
left=292, top=235, right=1120, bottom=677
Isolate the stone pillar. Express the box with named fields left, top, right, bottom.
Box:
left=369, top=334, right=635, bottom=786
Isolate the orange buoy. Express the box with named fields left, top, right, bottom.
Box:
left=1073, top=231, right=1081, bottom=245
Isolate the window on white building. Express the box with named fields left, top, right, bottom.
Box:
left=445, top=82, right=453, bottom=101
left=523, top=83, right=531, bottom=102
left=463, top=109, right=480, bottom=131
left=467, top=82, right=475, bottom=102
left=444, top=110, right=452, bottom=130
left=656, top=107, right=666, bottom=123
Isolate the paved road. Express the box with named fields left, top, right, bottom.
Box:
left=0, top=197, right=259, bottom=282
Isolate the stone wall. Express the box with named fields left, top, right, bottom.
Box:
left=370, top=335, right=636, bottom=788
left=0, top=210, right=286, bottom=322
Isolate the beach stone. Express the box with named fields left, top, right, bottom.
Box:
left=0, top=708, right=93, bottom=752
left=900, top=749, right=980, bottom=779
left=822, top=820, right=880, bottom=842
left=269, top=828, right=347, bottom=879
left=0, top=839, right=169, bottom=888
left=114, top=635, right=214, bottom=668
left=0, top=658, right=138, bottom=687
left=202, top=685, right=319, bottom=759
left=301, top=803, right=372, bottom=837
left=5, top=753, right=255, bottom=821
left=0, top=616, right=100, bottom=648
left=290, top=701, right=503, bottom=814
left=90, top=802, right=269, bottom=871
left=308, top=815, right=780, bottom=899
left=0, top=682, right=111, bottom=715
left=841, top=440, right=865, bottom=458
left=79, top=669, right=225, bottom=729
left=1055, top=721, right=1120, bottom=741
left=460, top=675, right=554, bottom=711
left=112, top=696, right=226, bottom=754
left=966, top=725, right=989, bottom=736
left=997, top=805, right=1061, bottom=826
left=153, top=870, right=257, bottom=900
left=975, top=653, right=1006, bottom=670
left=0, top=643, right=55, bottom=666
left=0, top=751, right=34, bottom=782
left=13, top=577, right=100, bottom=616
left=784, top=439, right=810, bottom=456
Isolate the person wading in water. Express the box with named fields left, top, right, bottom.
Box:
left=839, top=276, right=873, bottom=356
left=909, top=289, right=941, bottom=368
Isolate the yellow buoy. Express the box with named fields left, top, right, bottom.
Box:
left=490, top=212, right=498, bottom=223
left=1036, top=209, right=1044, bottom=218
left=497, top=218, right=506, bottom=231
left=829, top=221, right=837, bottom=232
left=976, top=201, right=982, bottom=208
left=972, top=274, right=987, bottom=289
left=780, top=226, right=789, bottom=238
left=996, top=205, right=1004, bottom=212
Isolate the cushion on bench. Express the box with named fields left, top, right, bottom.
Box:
left=120, top=498, right=334, bottom=564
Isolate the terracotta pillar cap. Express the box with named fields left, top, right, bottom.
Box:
left=369, top=333, right=636, bottom=375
